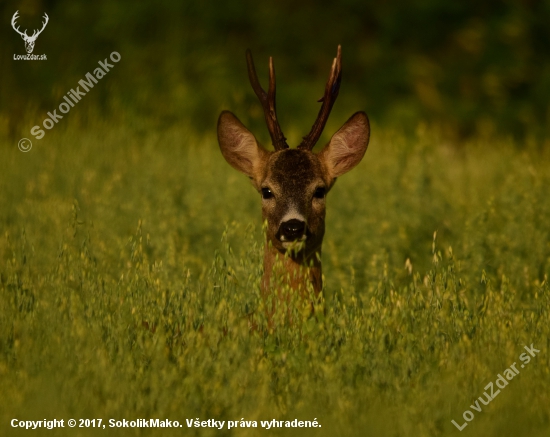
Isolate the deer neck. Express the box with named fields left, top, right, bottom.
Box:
left=261, top=241, right=322, bottom=299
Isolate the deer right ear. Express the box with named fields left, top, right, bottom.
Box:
left=217, top=111, right=268, bottom=182
left=318, top=111, right=370, bottom=181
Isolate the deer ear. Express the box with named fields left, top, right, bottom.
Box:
left=217, top=111, right=268, bottom=181
left=318, top=112, right=370, bottom=180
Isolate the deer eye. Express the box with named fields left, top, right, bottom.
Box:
left=261, top=188, right=274, bottom=199
left=314, top=187, right=326, bottom=199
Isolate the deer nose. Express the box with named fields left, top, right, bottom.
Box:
left=279, top=219, right=306, bottom=241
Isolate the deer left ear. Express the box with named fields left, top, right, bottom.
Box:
left=318, top=112, right=370, bottom=180
left=217, top=111, right=269, bottom=184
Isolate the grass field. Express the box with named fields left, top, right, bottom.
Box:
left=1, top=117, right=549, bottom=436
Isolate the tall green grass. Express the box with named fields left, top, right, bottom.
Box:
left=0, top=119, right=549, bottom=436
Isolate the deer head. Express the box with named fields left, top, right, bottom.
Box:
left=11, top=11, right=49, bottom=54
left=217, top=46, right=370, bottom=299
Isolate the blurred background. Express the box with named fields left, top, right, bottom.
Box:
left=2, top=0, right=550, bottom=145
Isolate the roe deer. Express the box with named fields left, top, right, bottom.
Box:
left=217, top=46, right=370, bottom=312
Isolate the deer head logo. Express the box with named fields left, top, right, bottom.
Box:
left=11, top=11, right=49, bottom=54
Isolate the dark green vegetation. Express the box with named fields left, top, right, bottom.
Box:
left=1, top=120, right=549, bottom=436
left=2, top=0, right=550, bottom=139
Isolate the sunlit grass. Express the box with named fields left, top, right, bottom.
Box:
left=0, top=119, right=549, bottom=436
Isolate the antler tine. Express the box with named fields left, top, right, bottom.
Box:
left=298, top=45, right=342, bottom=151
left=246, top=49, right=288, bottom=151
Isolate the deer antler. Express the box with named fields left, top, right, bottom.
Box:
left=298, top=45, right=342, bottom=151
left=246, top=49, right=288, bottom=151
left=11, top=11, right=49, bottom=39
left=11, top=11, right=27, bottom=38
left=32, top=13, right=49, bottom=38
